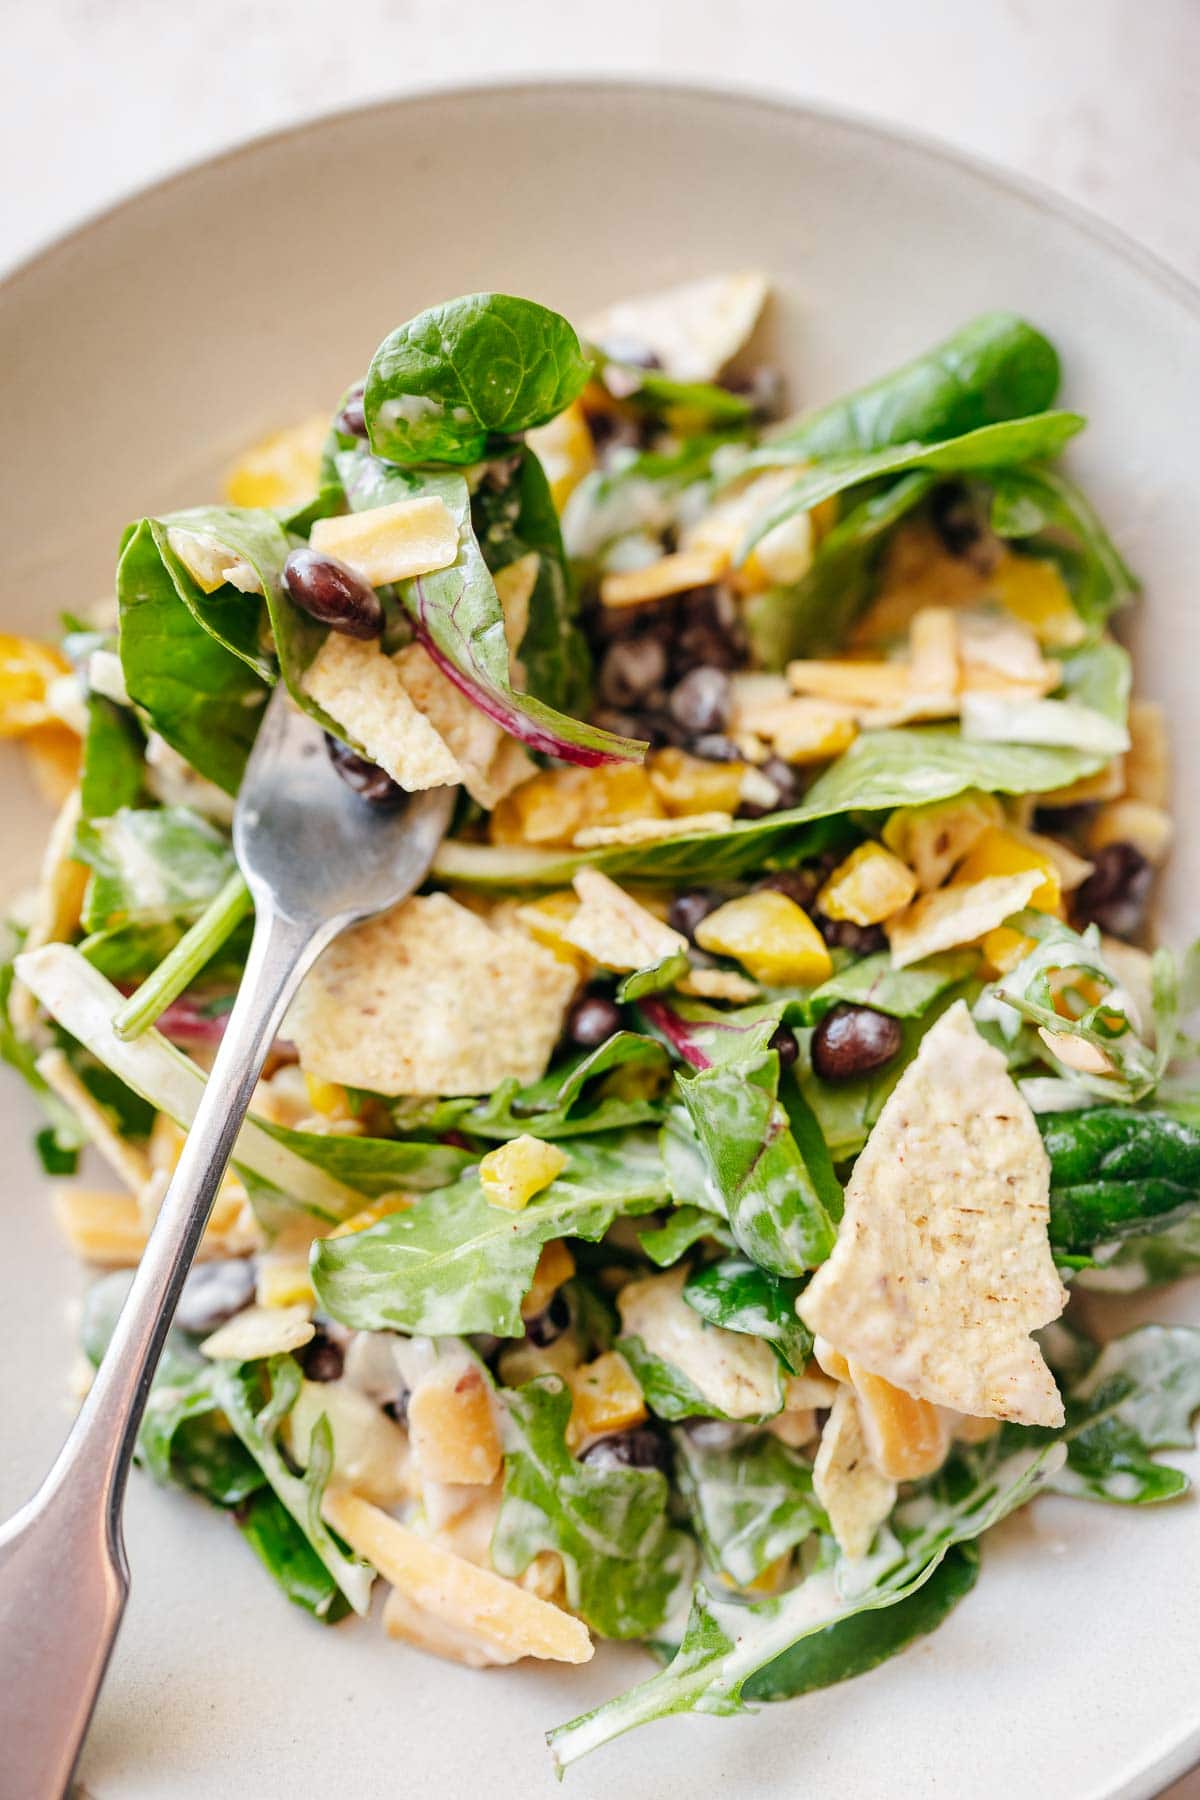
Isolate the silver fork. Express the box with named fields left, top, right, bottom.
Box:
left=0, top=684, right=454, bottom=1799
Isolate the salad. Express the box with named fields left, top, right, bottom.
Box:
left=3, top=273, right=1200, bottom=1774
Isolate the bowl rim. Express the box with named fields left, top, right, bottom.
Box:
left=3, top=72, right=1200, bottom=324
left=4, top=72, right=1198, bottom=1800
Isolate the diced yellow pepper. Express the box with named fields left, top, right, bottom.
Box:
left=954, top=825, right=1062, bottom=913
left=647, top=747, right=746, bottom=817
left=694, top=891, right=833, bottom=986
left=0, top=635, right=70, bottom=736
left=990, top=554, right=1086, bottom=648
left=489, top=763, right=664, bottom=847
left=881, top=790, right=1003, bottom=891
left=327, top=1193, right=413, bottom=1238
left=521, top=1239, right=577, bottom=1321
left=256, top=1253, right=317, bottom=1309
left=480, top=1136, right=569, bottom=1212
left=525, top=400, right=596, bottom=512
left=223, top=414, right=329, bottom=511
left=303, top=1072, right=355, bottom=1121
left=978, top=925, right=1036, bottom=977
left=818, top=842, right=918, bottom=927
left=567, top=1352, right=646, bottom=1448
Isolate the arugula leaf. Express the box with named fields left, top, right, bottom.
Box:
left=79, top=694, right=144, bottom=821
left=774, top=313, right=1061, bottom=459
left=807, top=950, right=978, bottom=1020
left=547, top=1438, right=1064, bottom=1770
left=678, top=1052, right=838, bottom=1275
left=990, top=465, right=1138, bottom=625
left=742, top=471, right=934, bottom=668
left=743, top=1544, right=980, bottom=1701
left=463, top=1032, right=669, bottom=1141
left=400, top=471, right=643, bottom=766
left=1041, top=1107, right=1200, bottom=1254
left=638, top=1205, right=732, bottom=1267
left=1046, top=1325, right=1200, bottom=1504
left=256, top=1119, right=471, bottom=1198
left=683, top=1258, right=813, bottom=1373
left=673, top=1429, right=822, bottom=1585
left=738, top=412, right=1084, bottom=558
left=311, top=1134, right=667, bottom=1337
left=75, top=805, right=234, bottom=933
left=117, top=518, right=265, bottom=794
left=235, top=1488, right=351, bottom=1621
left=365, top=294, right=590, bottom=465
left=492, top=1376, right=695, bottom=1639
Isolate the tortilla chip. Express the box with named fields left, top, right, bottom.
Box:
left=812, top=1386, right=897, bottom=1559
left=799, top=1002, right=1066, bottom=1427
left=302, top=635, right=462, bottom=792
left=584, top=271, right=769, bottom=383
left=562, top=870, right=686, bottom=972
left=392, top=643, right=534, bottom=808
left=571, top=811, right=732, bottom=848
left=957, top=608, right=1059, bottom=693
left=600, top=548, right=729, bottom=610
left=884, top=869, right=1042, bottom=969
left=676, top=968, right=761, bottom=1002
left=288, top=893, right=577, bottom=1096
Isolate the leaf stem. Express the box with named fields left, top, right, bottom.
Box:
left=112, top=872, right=252, bottom=1040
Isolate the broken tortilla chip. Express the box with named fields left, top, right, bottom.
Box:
left=571, top=811, right=732, bottom=849
left=799, top=1001, right=1066, bottom=1427
left=562, top=870, right=687, bottom=972
left=393, top=643, right=533, bottom=808
left=812, top=1385, right=897, bottom=1560
left=288, top=893, right=578, bottom=1096
left=884, top=868, right=1042, bottom=969
left=302, top=635, right=462, bottom=792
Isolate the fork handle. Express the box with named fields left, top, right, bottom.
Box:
left=0, top=899, right=329, bottom=1800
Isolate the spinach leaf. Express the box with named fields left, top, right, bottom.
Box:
left=738, top=413, right=1083, bottom=559
left=990, top=465, right=1137, bottom=625
left=473, top=446, right=591, bottom=716
left=1041, top=1107, right=1200, bottom=1254
left=400, top=472, right=644, bottom=765
left=365, top=294, right=590, bottom=465
left=463, top=1032, right=669, bottom=1141
left=775, top=313, right=1060, bottom=459
left=683, top=1258, right=813, bottom=1373
left=74, top=805, right=234, bottom=933
left=1082, top=1210, right=1200, bottom=1290
left=236, top=1488, right=350, bottom=1621
left=807, top=950, right=978, bottom=1021
left=673, top=1429, right=822, bottom=1586
left=311, top=1134, right=667, bottom=1337
left=1047, top=1325, right=1200, bottom=1504
left=742, top=471, right=935, bottom=668
left=743, top=1544, right=980, bottom=1701
left=491, top=1376, right=695, bottom=1639
left=79, top=695, right=144, bottom=821
left=561, top=432, right=738, bottom=561
left=638, top=1205, right=732, bottom=1267
left=548, top=1437, right=1063, bottom=1771
left=677, top=1052, right=838, bottom=1275
left=117, top=518, right=265, bottom=794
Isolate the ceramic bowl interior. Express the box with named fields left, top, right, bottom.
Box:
left=1, top=81, right=1198, bottom=1800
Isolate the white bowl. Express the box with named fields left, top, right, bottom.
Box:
left=1, top=81, right=1198, bottom=1800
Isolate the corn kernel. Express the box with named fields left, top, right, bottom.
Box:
left=303, top=1072, right=355, bottom=1121
left=489, top=763, right=664, bottom=847
left=695, top=891, right=833, bottom=986
left=882, top=791, right=1003, bottom=891
left=224, top=414, right=329, bottom=511
left=525, top=400, right=596, bottom=512
left=0, top=635, right=71, bottom=736
left=328, top=1193, right=413, bottom=1238
left=567, top=1352, right=646, bottom=1448
left=521, top=1239, right=577, bottom=1321
left=818, top=842, right=918, bottom=927
left=480, top=1136, right=569, bottom=1212
left=953, top=825, right=1062, bottom=913
left=1087, top=799, right=1173, bottom=866
left=647, top=747, right=746, bottom=817
left=990, top=554, right=1086, bottom=648
left=848, top=1362, right=948, bottom=1480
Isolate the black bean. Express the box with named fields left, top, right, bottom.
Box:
left=672, top=622, right=742, bottom=677
left=669, top=667, right=731, bottom=735
left=761, top=757, right=799, bottom=808
left=324, top=733, right=404, bottom=805
left=580, top=1425, right=671, bottom=1474
left=599, top=637, right=669, bottom=707
left=929, top=481, right=981, bottom=558
left=525, top=1290, right=572, bottom=1348
left=814, top=912, right=887, bottom=955
left=768, top=1024, right=799, bottom=1068
left=1073, top=841, right=1154, bottom=938
left=566, top=993, right=622, bottom=1048
left=300, top=1332, right=344, bottom=1383
left=690, top=733, right=742, bottom=763
left=811, top=1004, right=903, bottom=1082
left=282, top=548, right=383, bottom=640
left=383, top=1388, right=411, bottom=1429
left=756, top=868, right=820, bottom=910
left=668, top=889, right=722, bottom=942
left=173, top=1258, right=256, bottom=1336
left=335, top=382, right=368, bottom=439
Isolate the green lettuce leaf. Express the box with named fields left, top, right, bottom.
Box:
left=673, top=1429, right=822, bottom=1586
left=491, top=1376, right=695, bottom=1639
left=79, top=694, right=144, bottom=821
